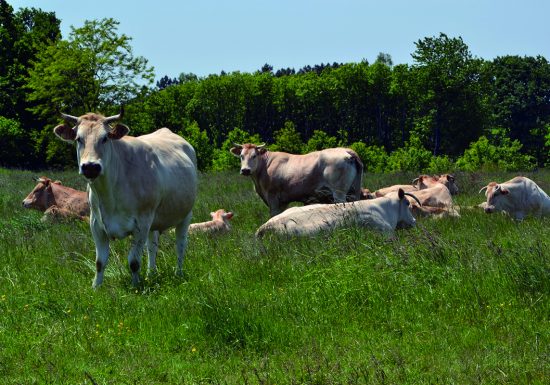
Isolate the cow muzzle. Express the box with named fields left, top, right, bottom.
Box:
left=484, top=205, right=495, bottom=214
left=81, top=162, right=102, bottom=180
left=240, top=168, right=251, bottom=176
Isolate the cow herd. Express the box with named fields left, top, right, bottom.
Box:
left=20, top=111, right=550, bottom=288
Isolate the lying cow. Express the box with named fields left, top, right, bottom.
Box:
left=479, top=176, right=550, bottom=220
left=412, top=174, right=459, bottom=195
left=188, top=209, right=233, bottom=234
left=385, top=184, right=459, bottom=218
left=22, top=177, right=89, bottom=221
left=54, top=110, right=197, bottom=288
left=256, top=188, right=419, bottom=237
left=230, top=143, right=363, bottom=217
left=374, top=184, right=417, bottom=198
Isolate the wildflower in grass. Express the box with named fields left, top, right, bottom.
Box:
left=191, top=346, right=197, bottom=353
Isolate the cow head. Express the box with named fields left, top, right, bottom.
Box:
left=438, top=174, right=459, bottom=195
left=413, top=174, right=458, bottom=195
left=22, top=177, right=60, bottom=211
left=230, top=143, right=267, bottom=176
left=211, top=209, right=234, bottom=223
left=53, top=109, right=129, bottom=181
left=397, top=188, right=420, bottom=228
left=480, top=182, right=509, bottom=214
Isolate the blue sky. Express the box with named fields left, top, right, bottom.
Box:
left=10, top=0, right=550, bottom=81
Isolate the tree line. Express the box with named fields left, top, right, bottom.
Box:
left=1, top=0, right=549, bottom=172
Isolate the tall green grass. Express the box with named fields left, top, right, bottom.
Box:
left=0, top=168, right=548, bottom=384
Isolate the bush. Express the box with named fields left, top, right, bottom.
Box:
left=211, top=127, right=262, bottom=171
left=427, top=155, right=455, bottom=174
left=304, top=130, right=337, bottom=152
left=178, top=122, right=213, bottom=171
left=0, top=117, right=24, bottom=167
left=456, top=129, right=536, bottom=172
left=385, top=134, right=432, bottom=172
left=349, top=142, right=388, bottom=173
left=270, top=121, right=303, bottom=154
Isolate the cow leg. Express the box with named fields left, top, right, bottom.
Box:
left=127, top=235, right=147, bottom=287
left=146, top=230, right=159, bottom=276
left=268, top=198, right=286, bottom=217
left=90, top=215, right=110, bottom=289
left=174, top=211, right=193, bottom=276
left=332, top=189, right=347, bottom=203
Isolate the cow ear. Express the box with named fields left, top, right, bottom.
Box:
left=224, top=211, right=234, bottom=219
left=210, top=211, right=216, bottom=218
left=53, top=180, right=62, bottom=185
left=108, top=123, right=129, bottom=140
left=501, top=188, right=509, bottom=195
left=230, top=146, right=242, bottom=157
left=257, top=147, right=267, bottom=155
left=54, top=123, right=76, bottom=142
left=398, top=188, right=405, bottom=200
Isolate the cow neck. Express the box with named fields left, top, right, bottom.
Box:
left=252, top=151, right=269, bottom=185
left=86, top=141, right=123, bottom=202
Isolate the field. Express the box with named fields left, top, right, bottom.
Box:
left=0, top=168, right=549, bottom=384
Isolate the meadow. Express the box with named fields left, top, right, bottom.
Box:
left=0, top=167, right=548, bottom=384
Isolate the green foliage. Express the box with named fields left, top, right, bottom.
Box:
left=0, top=116, right=23, bottom=165
left=211, top=127, right=262, bottom=171
left=177, top=122, right=213, bottom=172
left=304, top=129, right=337, bottom=152
left=349, top=142, right=388, bottom=173
left=270, top=121, right=303, bottom=153
left=427, top=155, right=455, bottom=174
left=456, top=129, right=536, bottom=172
left=26, top=18, right=154, bottom=118
left=385, top=134, right=432, bottom=172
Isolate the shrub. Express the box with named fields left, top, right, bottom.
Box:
left=349, top=142, right=387, bottom=173
left=211, top=127, right=262, bottom=171
left=385, top=134, right=432, bottom=172
left=304, top=130, right=337, bottom=152
left=427, top=155, right=455, bottom=174
left=178, top=122, right=213, bottom=171
left=456, top=129, right=536, bottom=172
left=0, top=117, right=24, bottom=167
left=270, top=121, right=303, bottom=154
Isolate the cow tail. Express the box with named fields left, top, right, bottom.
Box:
left=346, top=150, right=364, bottom=201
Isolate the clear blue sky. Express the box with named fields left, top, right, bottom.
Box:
left=10, top=0, right=550, bottom=81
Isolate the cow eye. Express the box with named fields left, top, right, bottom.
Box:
left=240, top=155, right=244, bottom=160
left=76, top=137, right=83, bottom=144
left=101, top=136, right=108, bottom=144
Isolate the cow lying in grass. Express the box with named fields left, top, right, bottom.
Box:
left=188, top=209, right=234, bottom=234
left=22, top=177, right=89, bottom=221
left=479, top=176, right=550, bottom=220
left=412, top=174, right=459, bottom=195
left=255, top=188, right=420, bottom=237
left=386, top=184, right=459, bottom=219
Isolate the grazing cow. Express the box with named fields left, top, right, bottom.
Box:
left=412, top=174, right=459, bottom=195
left=256, top=188, right=419, bottom=237
left=188, top=209, right=234, bottom=234
left=479, top=176, right=550, bottom=220
left=22, top=177, right=89, bottom=221
left=230, top=143, right=363, bottom=217
left=54, top=110, right=197, bottom=288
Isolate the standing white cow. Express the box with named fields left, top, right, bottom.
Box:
left=256, top=188, right=419, bottom=237
left=54, top=111, right=197, bottom=288
left=230, top=143, right=363, bottom=217
left=479, top=176, right=550, bottom=220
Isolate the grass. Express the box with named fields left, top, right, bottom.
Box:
left=0, top=168, right=548, bottom=384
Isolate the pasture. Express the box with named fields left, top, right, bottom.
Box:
left=0, top=168, right=548, bottom=384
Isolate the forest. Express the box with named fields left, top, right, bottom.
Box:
left=1, top=0, right=549, bottom=172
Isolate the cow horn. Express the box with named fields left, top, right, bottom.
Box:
left=404, top=192, right=422, bottom=207
left=104, top=107, right=124, bottom=124
left=411, top=177, right=420, bottom=184
left=478, top=186, right=488, bottom=194
left=257, top=142, right=266, bottom=149
left=232, top=142, right=243, bottom=148
left=60, top=113, right=78, bottom=124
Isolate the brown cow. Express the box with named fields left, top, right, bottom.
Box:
left=374, top=184, right=418, bottom=198
left=412, top=174, right=459, bottom=195
left=188, top=209, right=234, bottom=234
left=22, top=177, right=89, bottom=221
left=230, top=143, right=363, bottom=217
left=386, top=183, right=459, bottom=218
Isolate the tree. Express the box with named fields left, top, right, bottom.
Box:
left=411, top=33, right=487, bottom=156
left=26, top=17, right=154, bottom=118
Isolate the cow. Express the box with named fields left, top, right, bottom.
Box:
left=479, top=176, right=550, bottom=220
left=230, top=143, right=363, bottom=217
left=188, top=209, right=234, bottom=234
left=385, top=183, right=459, bottom=218
left=22, top=177, right=89, bottom=221
left=374, top=184, right=418, bottom=198
left=255, top=188, right=420, bottom=237
left=53, top=110, right=197, bottom=288
left=412, top=174, right=459, bottom=195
